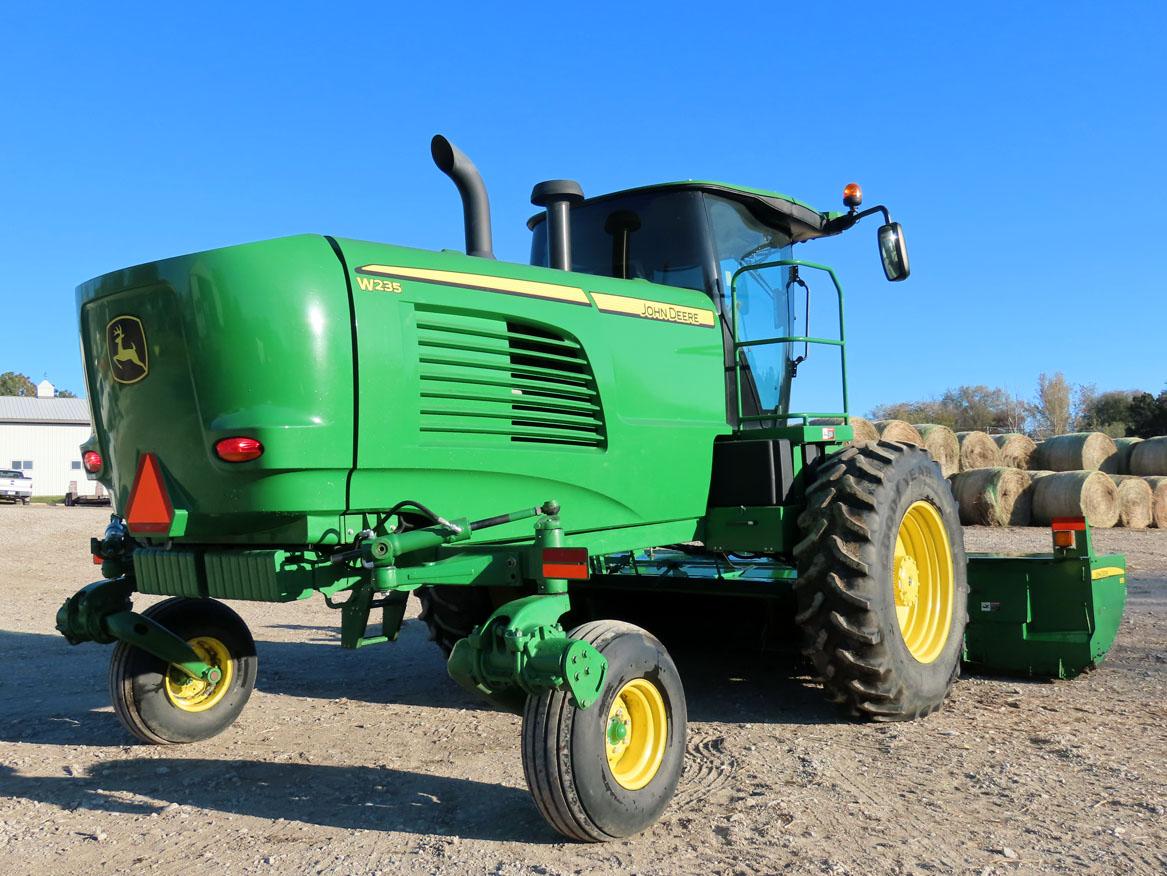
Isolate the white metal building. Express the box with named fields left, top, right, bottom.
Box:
left=0, top=382, right=93, bottom=496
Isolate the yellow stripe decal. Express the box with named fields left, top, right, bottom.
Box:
left=356, top=264, right=590, bottom=305
left=591, top=292, right=716, bottom=328
left=1091, top=566, right=1125, bottom=580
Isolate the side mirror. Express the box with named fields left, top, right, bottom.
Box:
left=878, top=222, right=910, bottom=282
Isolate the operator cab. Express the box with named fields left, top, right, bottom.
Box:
left=528, top=183, right=834, bottom=427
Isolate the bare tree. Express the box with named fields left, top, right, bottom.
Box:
left=1030, top=372, right=1072, bottom=438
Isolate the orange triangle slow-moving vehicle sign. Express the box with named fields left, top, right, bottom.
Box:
left=126, top=453, right=174, bottom=534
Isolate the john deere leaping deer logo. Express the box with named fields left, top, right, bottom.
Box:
left=106, top=316, right=149, bottom=384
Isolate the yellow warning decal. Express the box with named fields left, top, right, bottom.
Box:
left=1091, top=566, right=1125, bottom=580
left=591, top=292, right=716, bottom=328
left=355, top=264, right=590, bottom=305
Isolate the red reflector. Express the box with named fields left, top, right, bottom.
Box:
left=543, top=547, right=590, bottom=581
left=1051, top=517, right=1086, bottom=531
left=126, top=453, right=174, bottom=534
left=215, top=436, right=263, bottom=463
left=93, top=554, right=103, bottom=565
left=82, top=450, right=103, bottom=473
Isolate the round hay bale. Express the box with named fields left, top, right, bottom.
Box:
left=950, top=467, right=1032, bottom=526
left=1143, top=476, right=1167, bottom=527
left=1129, top=436, right=1167, bottom=476
left=956, top=431, right=1002, bottom=471
left=849, top=417, right=880, bottom=444
left=1030, top=471, right=1119, bottom=528
left=992, top=433, right=1037, bottom=470
left=913, top=424, right=959, bottom=477
left=1035, top=432, right=1118, bottom=472
left=1107, top=437, right=1143, bottom=475
left=871, top=419, right=923, bottom=446
left=1106, top=475, right=1153, bottom=528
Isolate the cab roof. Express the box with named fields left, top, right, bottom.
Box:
left=527, top=180, right=841, bottom=243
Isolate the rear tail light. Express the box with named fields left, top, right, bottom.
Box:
left=214, top=436, right=264, bottom=463
left=82, top=450, right=103, bottom=473
left=542, top=547, right=590, bottom=580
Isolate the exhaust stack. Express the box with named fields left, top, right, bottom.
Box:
left=431, top=135, right=495, bottom=259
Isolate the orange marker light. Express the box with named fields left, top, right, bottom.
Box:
left=542, top=547, right=590, bottom=580
left=843, top=182, right=863, bottom=208
left=1053, top=529, right=1076, bottom=548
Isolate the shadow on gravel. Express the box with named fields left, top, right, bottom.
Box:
left=0, top=761, right=552, bottom=842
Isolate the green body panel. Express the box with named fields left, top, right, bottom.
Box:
left=79, top=235, right=729, bottom=551
left=963, top=527, right=1127, bottom=678
left=78, top=235, right=355, bottom=541
left=334, top=237, right=729, bottom=549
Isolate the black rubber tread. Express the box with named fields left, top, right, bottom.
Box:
left=521, top=620, right=685, bottom=842
left=416, top=586, right=496, bottom=656
left=108, top=597, right=257, bottom=744
left=792, top=441, right=969, bottom=722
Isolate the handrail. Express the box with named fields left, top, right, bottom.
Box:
left=729, top=259, right=848, bottom=428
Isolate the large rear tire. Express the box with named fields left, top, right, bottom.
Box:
left=793, top=441, right=967, bottom=721
left=521, top=620, right=686, bottom=841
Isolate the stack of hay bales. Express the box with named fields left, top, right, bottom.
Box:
left=849, top=414, right=1167, bottom=528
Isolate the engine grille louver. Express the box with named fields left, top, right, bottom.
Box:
left=416, top=309, right=606, bottom=447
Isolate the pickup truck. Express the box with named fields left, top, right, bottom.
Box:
left=0, top=469, right=32, bottom=504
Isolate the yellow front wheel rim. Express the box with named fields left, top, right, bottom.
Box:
left=605, top=678, right=668, bottom=791
left=893, top=501, right=954, bottom=663
left=164, top=636, right=233, bottom=712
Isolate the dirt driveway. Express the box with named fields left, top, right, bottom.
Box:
left=1, top=506, right=1164, bottom=874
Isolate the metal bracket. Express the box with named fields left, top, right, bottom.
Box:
left=447, top=592, right=608, bottom=711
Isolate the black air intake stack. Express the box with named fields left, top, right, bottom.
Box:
left=431, top=134, right=495, bottom=259
left=532, top=179, right=584, bottom=271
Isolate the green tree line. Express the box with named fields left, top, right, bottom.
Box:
left=870, top=372, right=1167, bottom=439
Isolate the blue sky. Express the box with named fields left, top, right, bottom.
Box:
left=1, top=4, right=1163, bottom=414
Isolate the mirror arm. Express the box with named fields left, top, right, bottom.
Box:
left=824, top=204, right=892, bottom=235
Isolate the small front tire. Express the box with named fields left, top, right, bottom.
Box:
left=109, top=597, right=257, bottom=744
left=521, top=620, right=686, bottom=841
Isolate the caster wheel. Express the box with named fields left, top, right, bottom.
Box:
left=522, top=620, right=686, bottom=841
left=110, top=597, right=257, bottom=744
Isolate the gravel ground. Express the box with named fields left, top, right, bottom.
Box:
left=1, top=506, right=1164, bottom=875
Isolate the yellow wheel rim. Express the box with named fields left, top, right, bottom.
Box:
left=893, top=501, right=954, bottom=664
left=605, top=678, right=668, bottom=791
left=164, top=636, right=233, bottom=713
